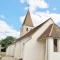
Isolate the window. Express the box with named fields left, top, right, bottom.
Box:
left=26, top=28, right=28, bottom=31
left=54, top=39, right=57, bottom=52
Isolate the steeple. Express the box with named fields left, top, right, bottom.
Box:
left=20, top=10, right=34, bottom=37
left=22, top=10, right=34, bottom=27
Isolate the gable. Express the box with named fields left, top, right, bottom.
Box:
left=39, top=23, right=60, bottom=39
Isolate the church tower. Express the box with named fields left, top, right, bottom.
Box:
left=20, top=10, right=34, bottom=37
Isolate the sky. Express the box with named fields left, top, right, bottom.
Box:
left=0, top=0, right=60, bottom=40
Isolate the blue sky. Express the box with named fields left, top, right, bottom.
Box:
left=0, top=0, right=26, bottom=30
left=0, top=0, right=60, bottom=39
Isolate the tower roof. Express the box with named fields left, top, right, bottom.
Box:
left=22, top=10, right=34, bottom=27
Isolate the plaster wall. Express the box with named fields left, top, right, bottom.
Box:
left=23, top=19, right=53, bottom=60
left=47, top=38, right=60, bottom=60
left=6, top=46, right=10, bottom=55
left=23, top=38, right=46, bottom=60
left=14, top=41, right=21, bottom=59
left=20, top=25, right=34, bottom=37
left=6, top=45, right=11, bottom=56
left=9, top=44, right=15, bottom=56
left=14, top=37, right=31, bottom=59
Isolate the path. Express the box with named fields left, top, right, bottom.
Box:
left=2, top=56, right=18, bottom=60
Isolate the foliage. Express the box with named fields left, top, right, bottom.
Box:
left=0, top=36, right=16, bottom=48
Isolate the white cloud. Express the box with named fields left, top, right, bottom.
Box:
left=20, top=0, right=49, bottom=12
left=20, top=11, right=60, bottom=27
left=20, top=16, right=25, bottom=23
left=34, top=11, right=60, bottom=24
left=0, top=20, right=20, bottom=40
left=53, top=8, right=57, bottom=11
left=25, top=7, right=28, bottom=10
left=0, top=15, right=5, bottom=19
left=20, top=0, right=25, bottom=3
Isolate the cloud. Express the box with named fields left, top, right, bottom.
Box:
left=20, top=0, right=25, bottom=3
left=25, top=7, right=28, bottom=10
left=20, top=11, right=60, bottom=27
left=0, top=20, right=20, bottom=40
left=0, top=15, right=5, bottom=19
left=20, top=0, right=49, bottom=12
left=34, top=11, right=60, bottom=24
left=20, top=16, right=25, bottom=23
left=53, top=8, right=57, bottom=11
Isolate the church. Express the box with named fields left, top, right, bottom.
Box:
left=6, top=10, right=60, bottom=60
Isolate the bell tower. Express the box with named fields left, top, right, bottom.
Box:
left=20, top=10, right=34, bottom=37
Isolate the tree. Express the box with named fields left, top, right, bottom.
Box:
left=0, top=36, right=16, bottom=52
left=0, top=36, right=16, bottom=48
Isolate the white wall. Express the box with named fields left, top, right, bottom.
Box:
left=6, top=46, right=9, bottom=55
left=23, top=38, right=46, bottom=60
left=23, top=19, right=53, bottom=60
left=47, top=38, right=60, bottom=60
left=14, top=41, right=21, bottom=59
left=20, top=25, right=34, bottom=37
left=53, top=52, right=60, bottom=60
left=46, top=37, right=53, bottom=60
left=6, top=43, right=15, bottom=56
left=14, top=37, right=31, bottom=59
left=9, top=44, right=15, bottom=56
left=6, top=45, right=11, bottom=56
left=6, top=19, right=53, bottom=60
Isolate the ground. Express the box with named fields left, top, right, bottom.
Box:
left=0, top=52, right=18, bottom=60
left=2, top=56, right=18, bottom=60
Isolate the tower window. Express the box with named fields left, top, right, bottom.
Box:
left=26, top=28, right=28, bottom=31
left=54, top=39, right=57, bottom=52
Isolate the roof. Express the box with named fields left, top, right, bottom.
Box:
left=50, top=24, right=60, bottom=38
left=39, top=23, right=60, bottom=39
left=16, top=18, right=52, bottom=42
left=39, top=24, right=53, bottom=39
left=22, top=10, right=34, bottom=27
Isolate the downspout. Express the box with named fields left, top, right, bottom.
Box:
left=43, top=39, right=46, bottom=60
left=46, top=38, right=48, bottom=60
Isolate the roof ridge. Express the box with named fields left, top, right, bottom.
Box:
left=49, top=18, right=54, bottom=23
left=49, top=23, right=54, bottom=36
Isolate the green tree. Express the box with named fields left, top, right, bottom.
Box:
left=0, top=36, right=16, bottom=48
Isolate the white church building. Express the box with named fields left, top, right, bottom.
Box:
left=6, top=10, right=60, bottom=60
